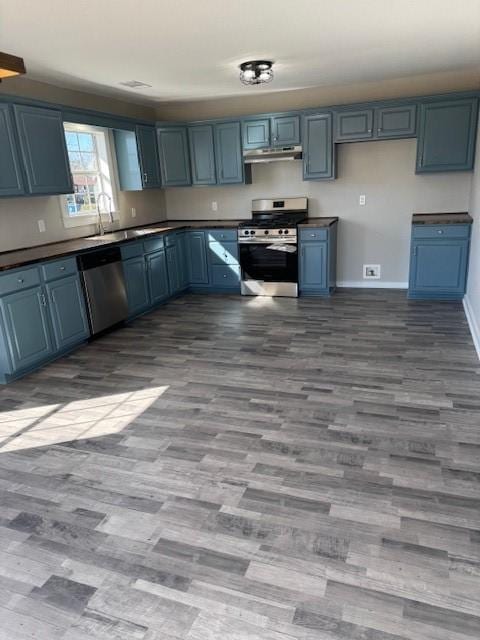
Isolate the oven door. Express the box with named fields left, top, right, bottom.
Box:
left=239, top=242, right=298, bottom=296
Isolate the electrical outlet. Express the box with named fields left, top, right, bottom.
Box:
left=38, top=219, right=46, bottom=233
left=131, top=207, right=136, bottom=218
left=211, top=201, right=218, bottom=212
left=359, top=194, right=366, bottom=206
left=363, top=264, right=380, bottom=279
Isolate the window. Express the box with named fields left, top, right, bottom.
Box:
left=61, top=122, right=118, bottom=227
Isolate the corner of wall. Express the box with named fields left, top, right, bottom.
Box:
left=463, top=296, right=480, bottom=359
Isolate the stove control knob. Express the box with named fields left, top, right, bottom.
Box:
left=278, top=229, right=283, bottom=234
left=284, top=229, right=289, bottom=234
left=264, top=230, right=269, bottom=235
left=251, top=230, right=256, bottom=235
left=244, top=230, right=250, bottom=235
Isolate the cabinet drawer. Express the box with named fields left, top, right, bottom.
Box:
left=211, top=264, right=240, bottom=288
left=41, top=257, right=77, bottom=282
left=0, top=267, right=41, bottom=296
left=121, top=241, right=144, bottom=260
left=412, top=224, right=471, bottom=240
left=207, top=228, right=237, bottom=243
left=143, top=236, right=165, bottom=253
left=299, top=228, right=328, bottom=242
left=208, top=241, right=238, bottom=265
left=165, top=232, right=181, bottom=247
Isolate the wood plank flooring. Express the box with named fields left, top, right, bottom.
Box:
left=0, top=289, right=479, bottom=639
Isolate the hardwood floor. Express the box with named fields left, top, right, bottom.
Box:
left=0, top=290, right=479, bottom=640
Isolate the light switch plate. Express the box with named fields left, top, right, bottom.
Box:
left=131, top=207, right=136, bottom=218
left=38, top=219, right=46, bottom=233
left=211, top=201, right=218, bottom=212
left=359, top=195, right=366, bottom=206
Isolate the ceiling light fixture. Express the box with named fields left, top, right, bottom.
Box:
left=0, top=51, right=26, bottom=82
left=239, top=60, right=274, bottom=86
left=119, top=80, right=152, bottom=89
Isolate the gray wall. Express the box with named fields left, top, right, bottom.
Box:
left=0, top=78, right=166, bottom=253
left=465, top=114, right=480, bottom=357
left=165, top=138, right=472, bottom=286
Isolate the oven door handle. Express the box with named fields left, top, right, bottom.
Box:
left=238, top=240, right=297, bottom=245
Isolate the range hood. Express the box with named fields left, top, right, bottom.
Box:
left=244, top=145, right=302, bottom=163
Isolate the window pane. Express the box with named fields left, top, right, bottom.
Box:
left=80, top=152, right=97, bottom=171
left=69, top=151, right=83, bottom=171
left=65, top=132, right=79, bottom=151
left=78, top=132, right=94, bottom=152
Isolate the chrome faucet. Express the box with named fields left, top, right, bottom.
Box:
left=96, top=192, right=114, bottom=235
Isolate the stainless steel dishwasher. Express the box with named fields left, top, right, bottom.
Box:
left=77, top=246, right=129, bottom=335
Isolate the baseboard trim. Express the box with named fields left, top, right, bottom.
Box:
left=337, top=281, right=408, bottom=289
left=463, top=295, right=480, bottom=361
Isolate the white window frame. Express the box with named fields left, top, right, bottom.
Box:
left=61, top=122, right=120, bottom=229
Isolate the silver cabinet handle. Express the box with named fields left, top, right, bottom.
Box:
left=60, top=266, right=65, bottom=271
left=368, top=129, right=372, bottom=133
left=17, top=278, right=24, bottom=283
left=51, top=291, right=56, bottom=304
left=223, top=274, right=227, bottom=278
left=310, top=233, right=316, bottom=237
left=40, top=293, right=47, bottom=306
left=437, top=229, right=444, bottom=234
left=144, top=172, right=148, bottom=183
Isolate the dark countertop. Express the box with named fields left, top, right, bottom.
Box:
left=412, top=212, right=473, bottom=225
left=0, top=219, right=245, bottom=272
left=0, top=216, right=340, bottom=272
left=298, top=217, right=339, bottom=228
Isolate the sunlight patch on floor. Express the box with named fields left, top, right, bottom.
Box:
left=0, top=385, right=168, bottom=453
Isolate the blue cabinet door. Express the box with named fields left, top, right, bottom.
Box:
left=299, top=242, right=328, bottom=291
left=303, top=113, right=335, bottom=180
left=375, top=105, right=416, bottom=139
left=157, top=127, right=191, bottom=186
left=166, top=244, right=181, bottom=294
left=188, top=125, right=216, bottom=185
left=214, top=121, right=244, bottom=184
left=123, top=256, right=150, bottom=315
left=176, top=232, right=189, bottom=290
left=136, top=125, right=162, bottom=188
left=334, top=109, right=374, bottom=142
left=147, top=250, right=169, bottom=304
left=46, top=275, right=90, bottom=350
left=114, top=129, right=142, bottom=191
left=409, top=240, right=469, bottom=297
left=242, top=119, right=270, bottom=149
left=13, top=105, right=73, bottom=195
left=271, top=115, right=300, bottom=146
left=0, top=286, right=54, bottom=372
left=187, top=231, right=209, bottom=285
left=0, top=104, right=25, bottom=197
left=416, top=98, right=478, bottom=173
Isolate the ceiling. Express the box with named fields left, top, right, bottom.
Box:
left=1, top=0, right=480, bottom=105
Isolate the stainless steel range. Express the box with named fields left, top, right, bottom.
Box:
left=238, top=197, right=308, bottom=297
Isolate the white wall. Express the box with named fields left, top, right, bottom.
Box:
left=464, top=114, right=480, bottom=358
left=165, top=138, right=472, bottom=286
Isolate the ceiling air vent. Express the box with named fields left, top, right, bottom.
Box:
left=119, top=80, right=152, bottom=89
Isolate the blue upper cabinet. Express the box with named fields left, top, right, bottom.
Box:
left=0, top=104, right=25, bottom=197
left=188, top=124, right=216, bottom=185
left=303, top=113, right=335, bottom=180
left=136, top=125, right=162, bottom=188
left=375, top=105, right=416, bottom=139
left=271, top=115, right=300, bottom=146
left=214, top=121, right=244, bottom=184
left=13, top=105, right=73, bottom=195
left=242, top=118, right=270, bottom=149
left=114, top=129, right=142, bottom=191
left=416, top=98, right=479, bottom=173
left=157, top=126, right=192, bottom=186
left=334, top=109, right=374, bottom=142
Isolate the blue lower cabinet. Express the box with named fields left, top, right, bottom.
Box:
left=187, top=231, right=210, bottom=286
left=123, top=255, right=150, bottom=316
left=408, top=224, right=471, bottom=299
left=176, top=233, right=189, bottom=290
left=299, top=225, right=337, bottom=295
left=166, top=244, right=181, bottom=294
left=46, top=275, right=89, bottom=349
left=147, top=250, right=169, bottom=304
left=211, top=264, right=240, bottom=288
left=0, top=285, right=54, bottom=373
